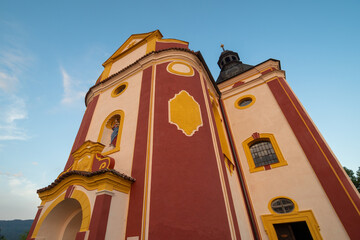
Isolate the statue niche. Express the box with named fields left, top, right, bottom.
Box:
left=98, top=112, right=123, bottom=154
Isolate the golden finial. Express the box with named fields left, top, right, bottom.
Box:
left=220, top=44, right=225, bottom=51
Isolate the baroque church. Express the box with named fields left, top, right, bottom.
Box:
left=27, top=30, right=360, bottom=240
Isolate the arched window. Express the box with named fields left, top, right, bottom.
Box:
left=250, top=141, right=279, bottom=167
left=97, top=110, right=124, bottom=155
left=242, top=133, right=287, bottom=173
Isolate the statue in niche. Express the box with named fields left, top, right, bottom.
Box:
left=110, top=119, right=120, bottom=147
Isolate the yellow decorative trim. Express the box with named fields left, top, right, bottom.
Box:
left=242, top=133, right=287, bottom=173
left=69, top=190, right=91, bottom=232
left=262, top=197, right=322, bottom=240
left=111, top=82, right=128, bottom=98
left=72, top=141, right=105, bottom=173
left=142, top=65, right=156, bottom=240
left=32, top=190, right=92, bottom=238
left=32, top=193, right=66, bottom=238
left=268, top=196, right=299, bottom=214
left=146, top=36, right=157, bottom=54
left=167, top=61, right=194, bottom=76
left=211, top=98, right=234, bottom=174
left=235, top=94, right=256, bottom=109
left=97, top=110, right=125, bottom=155
left=103, top=30, right=163, bottom=66
left=168, top=90, right=203, bottom=136
left=38, top=172, right=132, bottom=202
left=157, top=38, right=188, bottom=45
left=100, top=63, right=113, bottom=82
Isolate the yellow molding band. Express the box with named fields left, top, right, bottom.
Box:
left=222, top=82, right=267, bottom=101
left=146, top=36, right=157, bottom=54
left=101, top=63, right=113, bottom=81
left=211, top=100, right=234, bottom=174
left=142, top=65, right=156, bottom=240
left=38, top=172, right=132, bottom=202
left=157, top=38, right=188, bottom=45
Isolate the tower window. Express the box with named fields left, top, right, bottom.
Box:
left=235, top=95, right=255, bottom=109
left=271, top=198, right=295, bottom=214
left=111, top=82, right=128, bottom=98
left=250, top=141, right=279, bottom=167
left=225, top=57, right=230, bottom=63
left=242, top=133, right=288, bottom=173
left=238, top=98, right=252, bottom=107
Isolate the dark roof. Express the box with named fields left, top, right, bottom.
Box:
left=37, top=169, right=135, bottom=193
left=216, top=49, right=254, bottom=83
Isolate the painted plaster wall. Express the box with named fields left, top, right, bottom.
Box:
left=104, top=192, right=129, bottom=240
left=207, top=85, right=254, bottom=240
left=225, top=160, right=254, bottom=239
left=222, top=79, right=349, bottom=239
left=85, top=71, right=143, bottom=176
left=109, top=44, right=147, bottom=76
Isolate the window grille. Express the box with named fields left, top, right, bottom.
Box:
left=250, top=141, right=279, bottom=167
left=271, top=198, right=295, bottom=214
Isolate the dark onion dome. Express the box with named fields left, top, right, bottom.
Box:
left=216, top=49, right=253, bottom=84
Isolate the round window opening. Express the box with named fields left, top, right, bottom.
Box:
left=112, top=83, right=127, bottom=97
left=115, top=85, right=126, bottom=95
left=238, top=98, right=252, bottom=107
left=271, top=198, right=295, bottom=214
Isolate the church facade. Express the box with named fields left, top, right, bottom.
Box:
left=27, top=30, right=360, bottom=240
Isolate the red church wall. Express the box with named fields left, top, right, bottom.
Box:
left=64, top=95, right=99, bottom=170
left=267, top=77, right=360, bottom=239
left=26, top=207, right=43, bottom=240
left=125, top=67, right=153, bottom=238
left=88, top=194, right=112, bottom=240
left=148, top=62, right=232, bottom=239
left=155, top=42, right=188, bottom=51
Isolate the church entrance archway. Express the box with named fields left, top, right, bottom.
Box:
left=37, top=198, right=83, bottom=240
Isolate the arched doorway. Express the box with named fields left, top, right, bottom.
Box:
left=37, top=198, right=83, bottom=240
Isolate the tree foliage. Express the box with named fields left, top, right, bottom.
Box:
left=344, top=166, right=360, bottom=192
left=0, top=228, right=7, bottom=240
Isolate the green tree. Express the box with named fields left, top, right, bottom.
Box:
left=0, top=228, right=7, bottom=240
left=19, top=231, right=29, bottom=240
left=344, top=166, right=360, bottom=192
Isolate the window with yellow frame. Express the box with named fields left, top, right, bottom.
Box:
left=111, top=82, right=128, bottom=98
left=261, top=196, right=323, bottom=240
left=97, top=110, right=124, bottom=155
left=242, top=133, right=287, bottom=173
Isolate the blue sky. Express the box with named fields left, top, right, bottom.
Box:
left=0, top=0, right=359, bottom=220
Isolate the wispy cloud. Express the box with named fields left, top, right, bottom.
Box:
left=0, top=48, right=30, bottom=93
left=0, top=21, right=31, bottom=142
left=0, top=94, right=29, bottom=141
left=60, top=67, right=86, bottom=105
left=0, top=173, right=40, bottom=219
